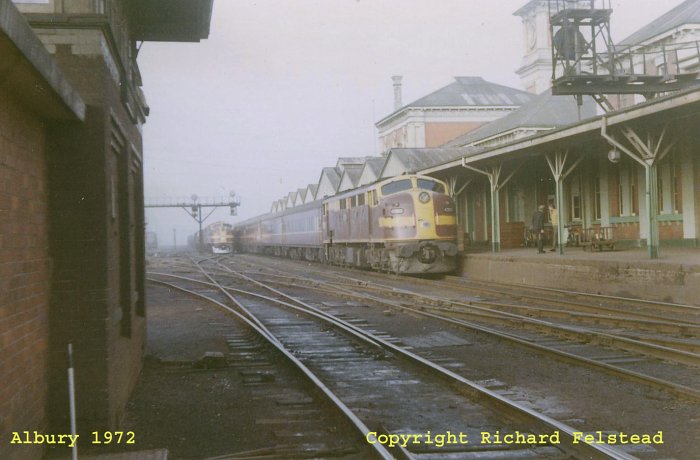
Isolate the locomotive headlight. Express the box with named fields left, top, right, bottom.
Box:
left=418, top=191, right=431, bottom=203
left=390, top=208, right=404, bottom=214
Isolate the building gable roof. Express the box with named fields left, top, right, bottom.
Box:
left=358, top=157, right=388, bottom=186
left=338, top=165, right=364, bottom=191
left=411, top=76, right=535, bottom=108
left=443, top=91, right=597, bottom=148
left=336, top=156, right=374, bottom=171
left=619, top=0, right=700, bottom=46
left=380, top=148, right=465, bottom=178
left=377, top=76, right=535, bottom=126
left=316, top=167, right=341, bottom=198
left=306, top=183, right=318, bottom=201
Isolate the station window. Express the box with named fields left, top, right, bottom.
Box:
left=672, top=153, right=682, bottom=213
left=506, top=184, right=524, bottom=223
left=592, top=176, right=602, bottom=221
left=658, top=151, right=683, bottom=214
left=569, top=175, right=582, bottom=221
left=614, top=161, right=639, bottom=217
left=630, top=169, right=639, bottom=216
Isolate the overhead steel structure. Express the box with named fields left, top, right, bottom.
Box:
left=145, top=194, right=240, bottom=251
left=548, top=0, right=700, bottom=258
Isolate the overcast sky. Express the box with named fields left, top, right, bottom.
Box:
left=138, top=0, right=685, bottom=247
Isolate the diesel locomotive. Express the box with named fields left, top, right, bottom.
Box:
left=235, top=174, right=458, bottom=274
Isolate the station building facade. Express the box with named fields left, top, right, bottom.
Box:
left=421, top=89, right=700, bottom=254
left=416, top=0, right=700, bottom=255
left=376, top=76, right=536, bottom=153
left=268, top=0, right=700, bottom=259
left=0, top=1, right=212, bottom=458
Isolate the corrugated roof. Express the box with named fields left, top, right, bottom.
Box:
left=443, top=91, right=597, bottom=148
left=336, top=156, right=374, bottom=168
left=619, top=0, right=700, bottom=46
left=364, top=157, right=387, bottom=176
left=343, top=165, right=363, bottom=185
left=384, top=148, right=466, bottom=174
left=320, top=167, right=341, bottom=189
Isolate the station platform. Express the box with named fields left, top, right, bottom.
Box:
left=458, top=246, right=700, bottom=306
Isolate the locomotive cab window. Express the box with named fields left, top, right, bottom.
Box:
left=381, top=179, right=412, bottom=196
left=416, top=178, right=445, bottom=194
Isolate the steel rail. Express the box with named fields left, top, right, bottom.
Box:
left=232, top=254, right=700, bottom=324
left=315, top=277, right=700, bottom=335
left=332, top=281, right=700, bottom=367
left=248, top=275, right=698, bottom=352
left=202, top=260, right=637, bottom=460
left=190, top=257, right=390, bottom=349
left=146, top=276, right=394, bottom=460
left=226, top=264, right=700, bottom=368
left=450, top=277, right=700, bottom=312
left=217, top=262, right=700, bottom=402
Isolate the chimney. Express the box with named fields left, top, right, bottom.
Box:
left=392, top=75, right=403, bottom=111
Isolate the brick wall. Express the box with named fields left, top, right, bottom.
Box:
left=659, top=220, right=683, bottom=240
left=46, top=52, right=145, bottom=433
left=425, top=122, right=485, bottom=147
left=611, top=222, right=640, bottom=240
left=0, top=88, right=50, bottom=460
left=501, top=222, right=526, bottom=248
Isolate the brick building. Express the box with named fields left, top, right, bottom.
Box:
left=376, top=76, right=535, bottom=154
left=0, top=1, right=212, bottom=459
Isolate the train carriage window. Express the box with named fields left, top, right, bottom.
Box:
left=350, top=196, right=357, bottom=208
left=416, top=179, right=445, bottom=194
left=340, top=199, right=346, bottom=210
left=381, top=179, right=412, bottom=196
left=370, top=190, right=378, bottom=206
left=358, top=193, right=365, bottom=206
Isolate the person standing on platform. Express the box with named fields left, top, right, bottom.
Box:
left=531, top=205, right=546, bottom=254
left=548, top=199, right=558, bottom=252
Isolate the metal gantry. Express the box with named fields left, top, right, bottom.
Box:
left=145, top=193, right=240, bottom=251
left=549, top=0, right=700, bottom=106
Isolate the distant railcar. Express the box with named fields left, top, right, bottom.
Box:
left=193, top=221, right=234, bottom=253
left=235, top=174, right=457, bottom=274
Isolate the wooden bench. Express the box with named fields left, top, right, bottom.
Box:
left=580, top=226, right=616, bottom=252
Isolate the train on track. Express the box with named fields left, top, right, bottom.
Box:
left=234, top=174, right=458, bottom=274
left=191, top=221, right=234, bottom=254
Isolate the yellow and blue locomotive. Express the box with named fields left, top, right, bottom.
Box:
left=235, top=174, right=457, bottom=274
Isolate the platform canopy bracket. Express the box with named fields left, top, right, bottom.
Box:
left=461, top=158, right=524, bottom=253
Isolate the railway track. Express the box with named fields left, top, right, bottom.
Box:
left=227, top=255, right=700, bottom=395
left=147, top=256, right=642, bottom=460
